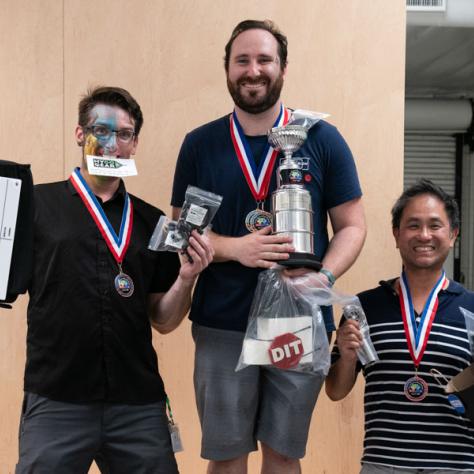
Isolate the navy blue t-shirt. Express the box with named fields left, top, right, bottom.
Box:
left=171, top=114, right=362, bottom=332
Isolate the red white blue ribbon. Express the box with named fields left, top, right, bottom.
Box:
left=230, top=104, right=290, bottom=202
left=70, top=167, right=133, bottom=263
left=399, top=270, right=447, bottom=367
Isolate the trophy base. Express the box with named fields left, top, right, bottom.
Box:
left=278, top=252, right=322, bottom=271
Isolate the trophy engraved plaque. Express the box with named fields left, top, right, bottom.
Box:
left=268, top=124, right=322, bottom=270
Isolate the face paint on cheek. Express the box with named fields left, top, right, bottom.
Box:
left=84, top=134, right=104, bottom=157
left=101, top=133, right=118, bottom=155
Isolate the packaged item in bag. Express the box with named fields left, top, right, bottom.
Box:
left=236, top=269, right=355, bottom=374
left=149, top=186, right=222, bottom=252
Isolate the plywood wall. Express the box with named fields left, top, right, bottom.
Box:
left=0, top=1, right=406, bottom=472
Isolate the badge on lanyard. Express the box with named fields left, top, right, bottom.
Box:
left=166, top=397, right=183, bottom=453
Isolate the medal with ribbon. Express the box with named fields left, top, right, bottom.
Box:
left=70, top=167, right=135, bottom=297
left=230, top=104, right=290, bottom=232
left=399, top=270, right=447, bottom=401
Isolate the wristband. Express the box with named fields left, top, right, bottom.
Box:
left=319, top=268, right=336, bottom=286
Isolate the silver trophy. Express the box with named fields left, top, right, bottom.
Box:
left=343, top=304, right=379, bottom=366
left=268, top=125, right=321, bottom=270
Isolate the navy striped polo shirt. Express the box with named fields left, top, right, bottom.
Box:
left=333, top=279, right=474, bottom=471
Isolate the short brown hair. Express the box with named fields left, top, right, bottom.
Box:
left=224, top=19, right=288, bottom=72
left=78, top=86, right=144, bottom=136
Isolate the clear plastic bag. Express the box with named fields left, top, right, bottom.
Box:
left=149, top=186, right=222, bottom=252
left=148, top=215, right=184, bottom=251
left=236, top=269, right=355, bottom=374
left=288, top=109, right=330, bottom=130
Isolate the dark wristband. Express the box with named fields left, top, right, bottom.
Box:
left=320, top=268, right=336, bottom=286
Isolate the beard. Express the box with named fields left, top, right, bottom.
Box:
left=227, top=71, right=284, bottom=114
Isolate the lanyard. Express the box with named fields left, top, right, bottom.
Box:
left=229, top=104, right=290, bottom=203
left=399, top=270, right=447, bottom=368
left=69, top=167, right=133, bottom=264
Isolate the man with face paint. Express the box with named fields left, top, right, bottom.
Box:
left=171, top=20, right=366, bottom=474
left=326, top=180, right=474, bottom=473
left=16, top=86, right=214, bottom=474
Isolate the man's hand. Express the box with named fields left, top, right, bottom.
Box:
left=232, top=226, right=294, bottom=269
left=326, top=319, right=361, bottom=401
left=179, top=230, right=214, bottom=282
left=282, top=268, right=331, bottom=287
left=336, top=319, right=362, bottom=362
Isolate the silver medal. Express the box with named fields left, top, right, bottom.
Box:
left=245, top=209, right=273, bottom=232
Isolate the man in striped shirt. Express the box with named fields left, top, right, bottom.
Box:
left=326, top=179, right=474, bottom=473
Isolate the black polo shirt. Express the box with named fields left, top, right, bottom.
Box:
left=25, top=178, right=179, bottom=404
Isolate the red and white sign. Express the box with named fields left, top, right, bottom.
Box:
left=269, top=333, right=304, bottom=369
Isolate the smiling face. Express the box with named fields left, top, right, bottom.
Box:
left=226, top=28, right=285, bottom=114
left=75, top=104, right=138, bottom=158
left=393, top=193, right=458, bottom=273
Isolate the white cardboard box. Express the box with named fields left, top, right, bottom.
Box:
left=0, top=176, right=22, bottom=300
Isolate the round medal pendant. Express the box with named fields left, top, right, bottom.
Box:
left=114, top=272, right=134, bottom=298
left=245, top=209, right=273, bottom=232
left=404, top=375, right=428, bottom=402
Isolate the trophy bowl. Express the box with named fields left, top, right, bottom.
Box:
left=268, top=125, right=308, bottom=156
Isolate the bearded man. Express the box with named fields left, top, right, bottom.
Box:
left=171, top=20, right=366, bottom=474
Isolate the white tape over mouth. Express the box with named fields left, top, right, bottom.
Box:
left=87, top=155, right=138, bottom=177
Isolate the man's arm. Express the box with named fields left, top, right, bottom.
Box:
left=322, top=197, right=366, bottom=279
left=172, top=207, right=294, bottom=269
left=147, top=231, right=213, bottom=334
left=325, top=319, right=362, bottom=401
left=282, top=197, right=366, bottom=284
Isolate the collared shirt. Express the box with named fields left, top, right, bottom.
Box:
left=25, top=178, right=179, bottom=404
left=332, top=279, right=474, bottom=471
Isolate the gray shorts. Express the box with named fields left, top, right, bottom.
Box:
left=192, top=323, right=325, bottom=461
left=16, top=392, right=178, bottom=474
left=360, top=463, right=467, bottom=474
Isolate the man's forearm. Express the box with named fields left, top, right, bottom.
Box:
left=208, top=230, right=239, bottom=262
left=172, top=206, right=295, bottom=269
left=321, top=225, right=366, bottom=279
left=325, top=358, right=358, bottom=401
left=149, top=275, right=196, bottom=334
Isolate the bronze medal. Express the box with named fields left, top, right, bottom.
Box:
left=114, top=271, right=134, bottom=298
left=404, top=375, right=428, bottom=402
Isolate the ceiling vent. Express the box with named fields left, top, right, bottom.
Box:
left=407, top=0, right=446, bottom=11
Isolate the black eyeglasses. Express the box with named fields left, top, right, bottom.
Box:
left=85, top=125, right=135, bottom=143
